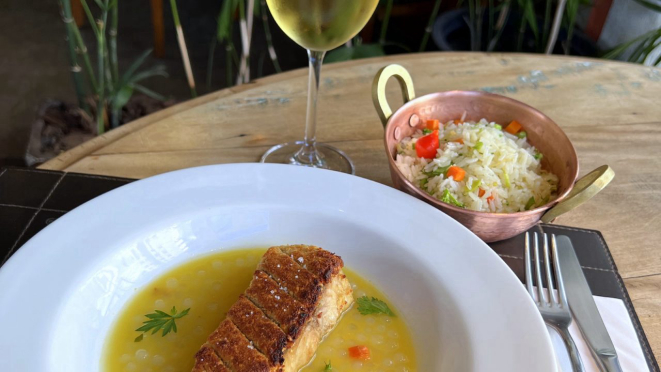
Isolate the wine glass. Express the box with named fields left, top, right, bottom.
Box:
left=261, top=0, right=380, bottom=174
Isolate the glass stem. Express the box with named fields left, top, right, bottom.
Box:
left=294, top=49, right=326, bottom=166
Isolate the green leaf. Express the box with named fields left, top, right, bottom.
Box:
left=111, top=85, right=133, bottom=111
left=632, top=0, right=661, bottom=12
left=356, top=296, right=396, bottom=316
left=602, top=29, right=659, bottom=59
left=119, top=49, right=154, bottom=86
left=324, top=360, right=333, bottom=371
left=127, top=65, right=167, bottom=85
left=325, top=44, right=385, bottom=63
left=134, top=307, right=190, bottom=339
left=424, top=163, right=452, bottom=178
left=134, top=334, right=143, bottom=342
left=133, top=84, right=167, bottom=101
left=523, top=0, right=538, bottom=41
left=217, top=0, right=240, bottom=42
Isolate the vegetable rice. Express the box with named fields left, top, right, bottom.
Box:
left=395, top=118, right=558, bottom=213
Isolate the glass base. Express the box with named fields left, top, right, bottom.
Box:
left=260, top=141, right=355, bottom=174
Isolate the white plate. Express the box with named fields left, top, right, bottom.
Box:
left=0, top=164, right=556, bottom=371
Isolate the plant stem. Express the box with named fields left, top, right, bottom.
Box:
left=169, top=0, right=198, bottom=97
left=96, top=0, right=109, bottom=135
left=545, top=0, right=566, bottom=54
left=109, top=0, right=119, bottom=84
left=59, top=0, right=89, bottom=112
left=261, top=0, right=281, bottom=72
left=516, top=2, right=527, bottom=52
left=380, top=0, right=394, bottom=44
left=487, top=0, right=510, bottom=52
left=487, top=0, right=494, bottom=45
left=420, top=0, right=443, bottom=52
left=237, top=0, right=255, bottom=85
left=475, top=0, right=482, bottom=51
left=468, top=0, right=476, bottom=51
left=542, top=0, right=552, bottom=52
left=206, top=38, right=217, bottom=91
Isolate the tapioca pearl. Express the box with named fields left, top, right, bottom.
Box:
left=352, top=361, right=364, bottom=369
left=356, top=334, right=367, bottom=343
left=119, top=353, right=132, bottom=364
left=393, top=353, right=407, bottom=362
left=371, top=334, right=385, bottom=345
left=166, top=278, right=178, bottom=289
left=212, top=261, right=223, bottom=270
left=212, top=281, right=222, bottom=291
left=348, top=323, right=358, bottom=331
left=332, top=337, right=345, bottom=346
left=152, top=355, right=165, bottom=366
left=153, top=299, right=166, bottom=309
left=382, top=359, right=394, bottom=367
left=183, top=298, right=194, bottom=307
left=235, top=258, right=245, bottom=266
left=365, top=317, right=376, bottom=325
left=377, top=324, right=386, bottom=333
left=389, top=341, right=400, bottom=350
left=135, top=349, right=149, bottom=362
left=197, top=270, right=206, bottom=277
left=388, top=330, right=399, bottom=339
left=208, top=303, right=219, bottom=312
left=340, top=349, right=348, bottom=357
left=384, top=317, right=392, bottom=323
left=125, top=362, right=137, bottom=371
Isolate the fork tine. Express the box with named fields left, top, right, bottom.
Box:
left=551, top=234, right=569, bottom=307
left=524, top=232, right=535, bottom=299
left=533, top=232, right=548, bottom=304
left=542, top=233, right=557, bottom=304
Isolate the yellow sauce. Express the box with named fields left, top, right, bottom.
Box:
left=103, top=249, right=416, bottom=371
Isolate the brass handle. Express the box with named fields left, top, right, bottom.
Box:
left=372, top=64, right=416, bottom=127
left=541, top=165, right=615, bottom=223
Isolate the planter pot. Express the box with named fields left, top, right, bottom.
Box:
left=432, top=8, right=598, bottom=56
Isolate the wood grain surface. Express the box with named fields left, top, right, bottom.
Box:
left=39, top=52, right=661, bottom=360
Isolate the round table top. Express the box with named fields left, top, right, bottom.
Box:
left=40, top=52, right=661, bottom=358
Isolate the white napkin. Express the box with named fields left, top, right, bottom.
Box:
left=549, top=295, right=649, bottom=372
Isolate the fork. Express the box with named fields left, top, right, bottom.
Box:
left=525, top=232, right=585, bottom=372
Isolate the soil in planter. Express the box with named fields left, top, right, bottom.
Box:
left=26, top=94, right=174, bottom=166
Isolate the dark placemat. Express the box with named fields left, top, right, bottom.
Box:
left=0, top=166, right=658, bottom=371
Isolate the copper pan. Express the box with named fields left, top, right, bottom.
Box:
left=372, top=64, right=613, bottom=242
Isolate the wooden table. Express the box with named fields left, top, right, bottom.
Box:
left=40, top=52, right=661, bottom=359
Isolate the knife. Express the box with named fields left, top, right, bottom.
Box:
left=556, top=235, right=623, bottom=372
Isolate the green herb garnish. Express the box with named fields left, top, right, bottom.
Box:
left=441, top=189, right=465, bottom=208
left=517, top=131, right=527, bottom=138
left=324, top=360, right=333, bottom=371
left=357, top=296, right=395, bottom=316
left=134, top=306, right=190, bottom=342
left=525, top=197, right=536, bottom=210
left=423, top=163, right=452, bottom=178
left=534, top=152, right=543, bottom=161
left=503, top=172, right=511, bottom=188
left=470, top=179, right=482, bottom=192
left=494, top=124, right=502, bottom=130
left=474, top=141, right=483, bottom=151
left=422, top=128, right=432, bottom=135
left=412, top=143, right=416, bottom=150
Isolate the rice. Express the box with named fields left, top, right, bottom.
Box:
left=395, top=118, right=558, bottom=213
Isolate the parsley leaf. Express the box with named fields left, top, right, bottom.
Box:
left=423, top=163, right=452, bottom=178
left=135, top=306, right=190, bottom=342
left=356, top=296, right=395, bottom=317
left=422, top=128, right=432, bottom=135
left=441, top=189, right=465, bottom=208
left=324, top=360, right=333, bottom=371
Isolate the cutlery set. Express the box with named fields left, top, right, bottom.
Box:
left=525, top=232, right=623, bottom=372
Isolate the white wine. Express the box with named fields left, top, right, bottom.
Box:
left=266, top=0, right=379, bottom=51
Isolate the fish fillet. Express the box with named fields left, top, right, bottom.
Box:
left=192, top=245, right=354, bottom=372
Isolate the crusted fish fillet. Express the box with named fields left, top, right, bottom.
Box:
left=193, top=245, right=354, bottom=372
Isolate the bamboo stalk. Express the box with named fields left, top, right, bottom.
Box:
left=419, top=0, right=442, bottom=52
left=260, top=0, right=281, bottom=73
left=109, top=0, right=119, bottom=84
left=487, top=0, right=510, bottom=52
left=96, top=0, right=110, bottom=135
left=541, top=0, right=552, bottom=52
left=59, top=0, right=89, bottom=112
left=475, top=0, right=482, bottom=51
left=380, top=0, right=394, bottom=44
left=545, top=0, right=567, bottom=54
left=237, top=0, right=255, bottom=85
left=169, top=0, right=198, bottom=97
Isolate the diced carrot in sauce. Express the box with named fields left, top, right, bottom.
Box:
left=478, top=188, right=486, bottom=197
left=454, top=138, right=464, bottom=144
left=426, top=119, right=440, bottom=130
left=348, top=345, right=371, bottom=360
left=487, top=194, right=495, bottom=203
left=446, top=166, right=466, bottom=181
left=504, top=120, right=522, bottom=135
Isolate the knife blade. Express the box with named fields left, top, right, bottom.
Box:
left=556, top=235, right=623, bottom=372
